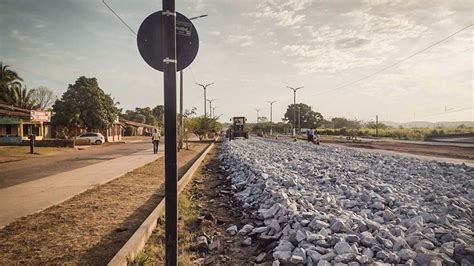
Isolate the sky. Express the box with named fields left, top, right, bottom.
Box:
left=0, top=0, right=472, bottom=123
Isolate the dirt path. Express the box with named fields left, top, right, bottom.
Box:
left=324, top=140, right=474, bottom=160
left=0, top=143, right=208, bottom=264
left=141, top=145, right=272, bottom=265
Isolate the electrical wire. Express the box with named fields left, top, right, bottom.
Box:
left=312, top=23, right=474, bottom=96
left=101, top=0, right=137, bottom=36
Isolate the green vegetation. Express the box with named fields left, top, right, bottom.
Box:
left=0, top=62, right=55, bottom=109
left=121, top=105, right=164, bottom=128
left=187, top=116, right=222, bottom=140
left=52, top=76, right=119, bottom=131
left=284, top=103, right=324, bottom=128
left=317, top=126, right=473, bottom=140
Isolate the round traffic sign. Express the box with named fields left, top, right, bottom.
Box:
left=137, top=11, right=199, bottom=72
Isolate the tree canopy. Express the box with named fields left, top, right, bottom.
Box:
left=283, top=103, right=324, bottom=128
left=52, top=76, right=119, bottom=130
left=121, top=105, right=164, bottom=127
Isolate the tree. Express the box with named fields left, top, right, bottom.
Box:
left=283, top=103, right=324, bottom=128
left=121, top=105, right=164, bottom=127
left=5, top=84, right=36, bottom=109
left=188, top=116, right=222, bottom=140
left=0, top=63, right=23, bottom=102
left=52, top=76, right=119, bottom=131
left=331, top=117, right=362, bottom=129
left=31, top=86, right=55, bottom=110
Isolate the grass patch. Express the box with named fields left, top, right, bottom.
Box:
left=142, top=192, right=203, bottom=265
left=0, top=146, right=73, bottom=156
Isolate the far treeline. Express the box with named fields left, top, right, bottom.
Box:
left=251, top=103, right=473, bottom=141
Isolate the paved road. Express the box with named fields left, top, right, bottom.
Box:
left=0, top=144, right=162, bottom=228
left=0, top=141, right=155, bottom=189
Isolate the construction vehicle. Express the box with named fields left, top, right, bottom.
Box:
left=228, top=116, right=249, bottom=140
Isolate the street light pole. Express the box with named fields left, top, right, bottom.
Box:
left=255, top=108, right=260, bottom=123
left=266, top=100, right=277, bottom=136
left=297, top=106, right=301, bottom=135
left=207, top=98, right=216, bottom=118
left=212, top=106, right=217, bottom=118
left=178, top=14, right=207, bottom=151
left=287, top=86, right=303, bottom=137
left=196, top=83, right=214, bottom=117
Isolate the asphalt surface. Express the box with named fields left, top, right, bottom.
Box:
left=0, top=141, right=153, bottom=189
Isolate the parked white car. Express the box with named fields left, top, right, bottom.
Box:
left=76, top=132, right=105, bottom=145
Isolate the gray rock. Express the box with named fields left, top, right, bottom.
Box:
left=273, top=251, right=292, bottom=262
left=398, top=248, right=417, bottom=261
left=238, top=224, right=254, bottom=235
left=241, top=237, right=252, bottom=246
left=360, top=232, right=377, bottom=247
left=252, top=226, right=269, bottom=234
left=291, top=247, right=307, bottom=264
left=307, top=250, right=322, bottom=262
left=414, top=240, right=435, bottom=250
left=319, top=251, right=337, bottom=261
left=335, top=241, right=353, bottom=255
left=209, top=239, right=221, bottom=251
left=335, top=253, right=356, bottom=263
left=309, top=219, right=330, bottom=230
left=196, top=236, right=208, bottom=250
left=226, top=225, right=238, bottom=236
left=331, top=218, right=349, bottom=233
left=317, top=260, right=331, bottom=266
left=356, top=255, right=370, bottom=263
left=362, top=248, right=374, bottom=259
left=275, top=240, right=295, bottom=252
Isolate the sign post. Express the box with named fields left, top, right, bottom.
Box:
left=137, top=3, right=199, bottom=265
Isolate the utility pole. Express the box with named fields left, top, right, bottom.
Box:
left=196, top=83, right=214, bottom=117
left=375, top=115, right=379, bottom=138
left=266, top=100, right=277, bottom=136
left=162, top=0, right=178, bottom=264
left=297, top=106, right=301, bottom=135
left=255, top=108, right=260, bottom=123
left=212, top=106, right=217, bottom=118
left=207, top=98, right=216, bottom=118
left=178, top=15, right=207, bottom=151
left=287, top=86, right=303, bottom=137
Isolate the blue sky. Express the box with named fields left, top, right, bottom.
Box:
left=0, top=0, right=472, bottom=123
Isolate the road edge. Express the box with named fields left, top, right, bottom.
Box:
left=108, top=143, right=215, bottom=266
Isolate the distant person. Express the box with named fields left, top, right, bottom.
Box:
left=152, top=129, right=161, bottom=154
left=315, top=130, right=320, bottom=145
left=308, top=128, right=314, bottom=142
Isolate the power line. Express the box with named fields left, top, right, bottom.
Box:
left=312, top=23, right=474, bottom=96
left=101, top=0, right=137, bottom=36
left=421, top=106, right=473, bottom=118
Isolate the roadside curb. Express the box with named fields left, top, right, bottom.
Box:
left=108, top=142, right=215, bottom=266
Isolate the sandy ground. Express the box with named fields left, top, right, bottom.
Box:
left=142, top=145, right=270, bottom=265
left=322, top=139, right=474, bottom=160
left=0, top=143, right=208, bottom=264
left=0, top=146, right=75, bottom=163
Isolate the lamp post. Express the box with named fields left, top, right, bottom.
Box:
left=266, top=100, right=277, bottom=136
left=178, top=14, right=207, bottom=151
left=196, top=83, right=214, bottom=117
left=212, top=106, right=217, bottom=118
left=207, top=98, right=216, bottom=118
left=287, top=86, right=303, bottom=137
left=255, top=108, right=260, bottom=123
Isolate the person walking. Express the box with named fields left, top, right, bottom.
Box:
left=152, top=129, right=161, bottom=154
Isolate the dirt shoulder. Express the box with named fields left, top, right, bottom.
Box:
left=0, top=146, right=75, bottom=163
left=323, top=140, right=474, bottom=160
left=0, top=143, right=208, bottom=264
left=140, top=145, right=271, bottom=265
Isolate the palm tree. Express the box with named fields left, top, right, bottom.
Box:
left=0, top=62, right=23, bottom=102
left=6, top=85, right=36, bottom=109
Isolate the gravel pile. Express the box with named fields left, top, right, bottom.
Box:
left=219, top=138, right=474, bottom=265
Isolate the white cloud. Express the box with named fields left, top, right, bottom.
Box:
left=35, top=23, right=45, bottom=28
left=243, top=0, right=312, bottom=27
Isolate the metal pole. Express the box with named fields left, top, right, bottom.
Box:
left=298, top=107, right=301, bottom=135
left=376, top=115, right=379, bottom=138
left=267, top=100, right=276, bottom=136
left=179, top=70, right=183, bottom=150
left=287, top=86, right=302, bottom=137
left=204, top=87, right=207, bottom=117
left=162, top=0, right=178, bottom=264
